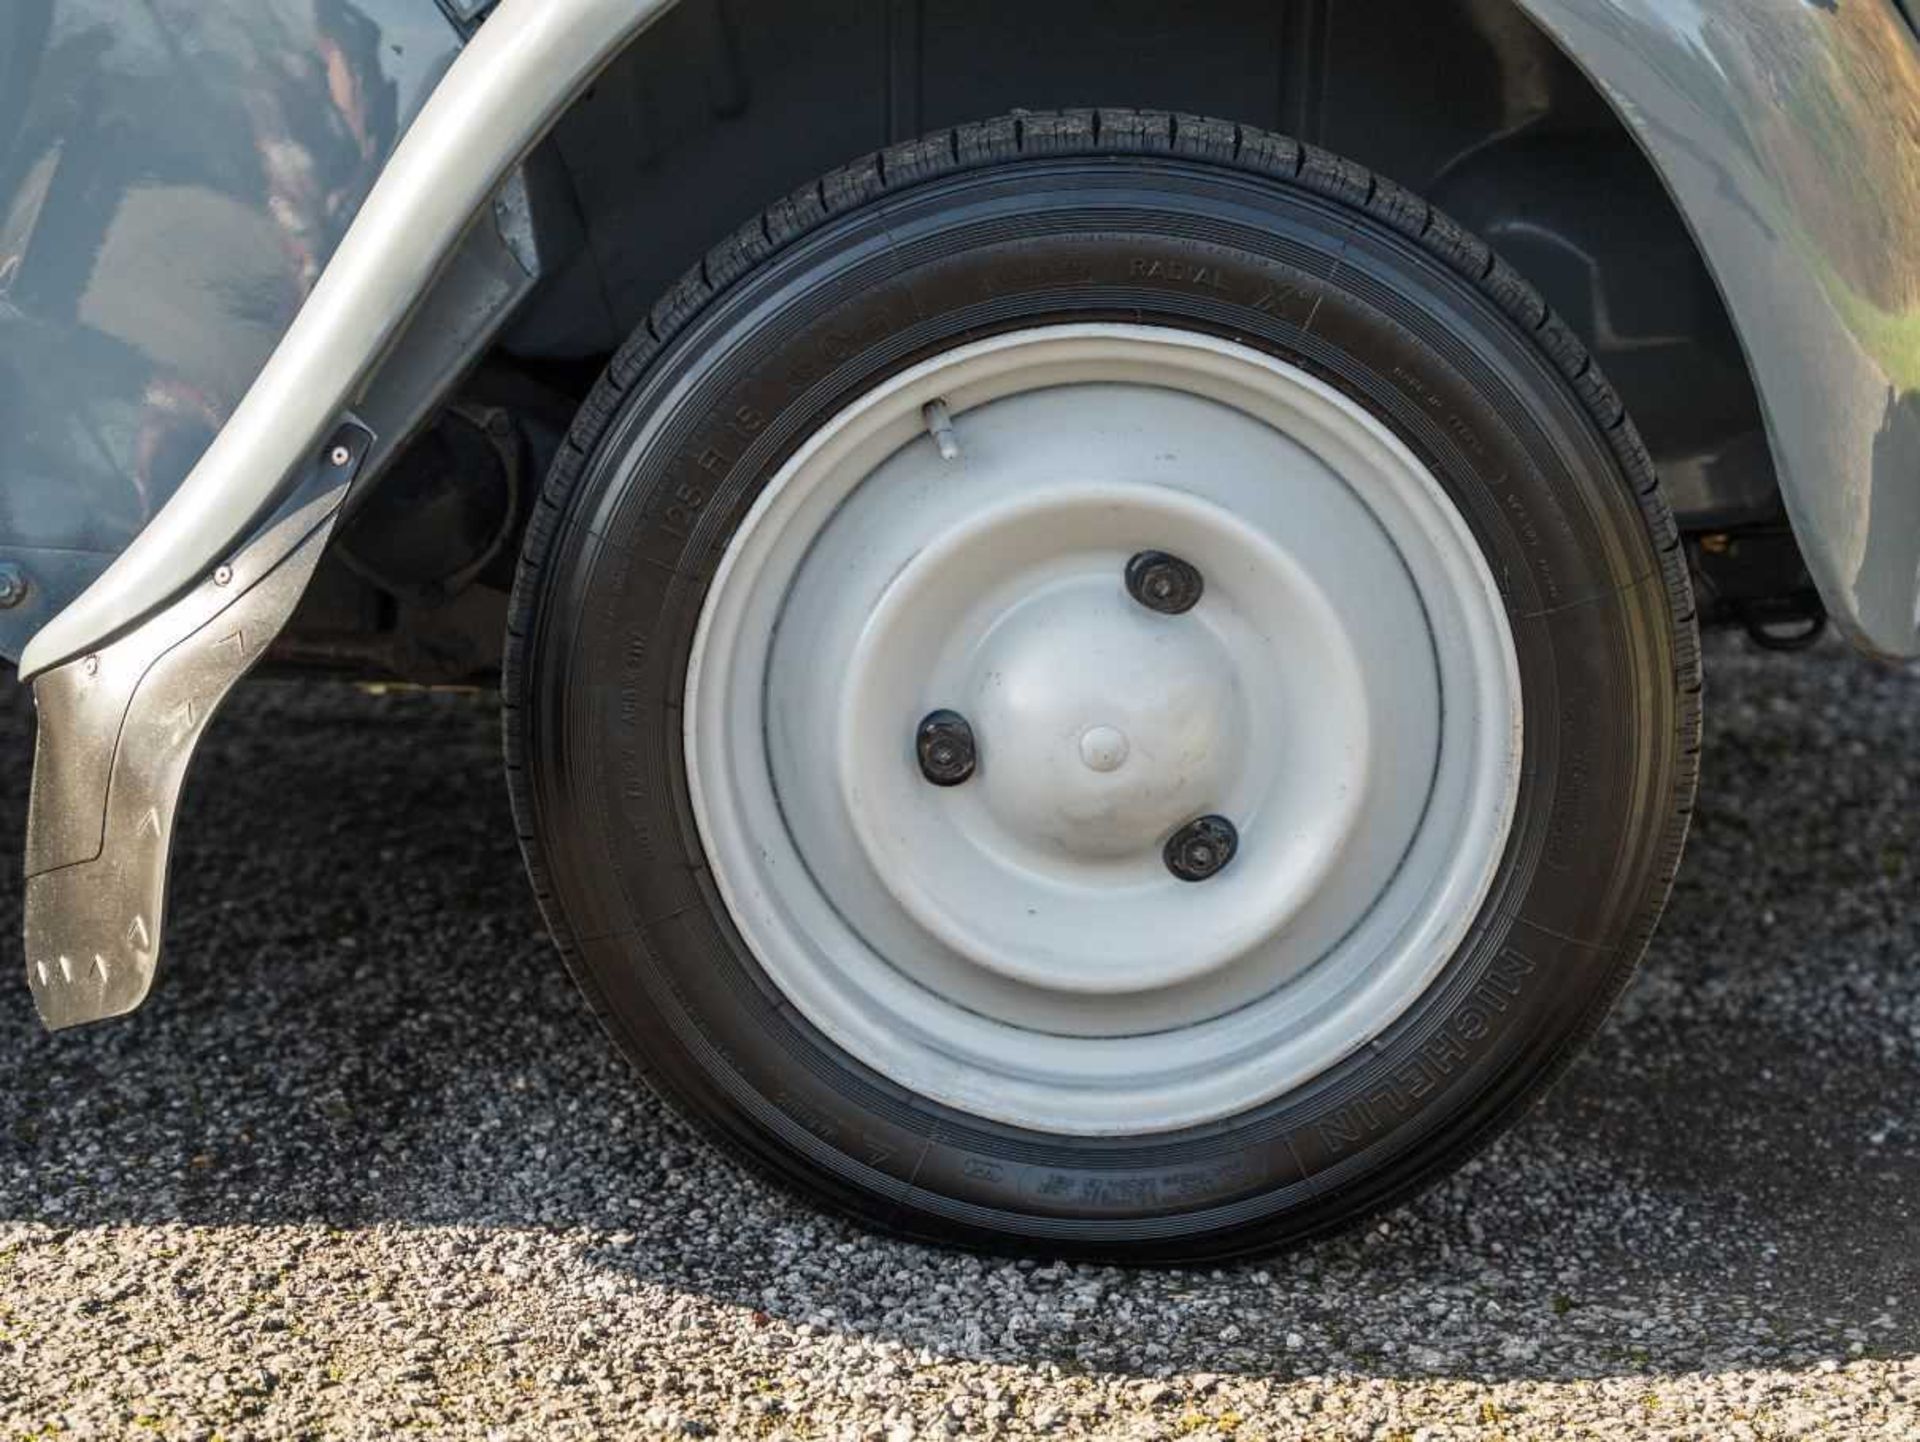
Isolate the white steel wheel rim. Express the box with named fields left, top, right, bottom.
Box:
left=686, top=325, right=1522, bottom=1136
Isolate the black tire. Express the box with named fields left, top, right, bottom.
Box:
left=504, top=110, right=1700, bottom=1262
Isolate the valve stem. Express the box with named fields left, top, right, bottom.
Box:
left=924, top=399, right=961, bottom=462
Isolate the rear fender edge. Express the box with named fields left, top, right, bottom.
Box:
left=1515, top=0, right=1920, bottom=658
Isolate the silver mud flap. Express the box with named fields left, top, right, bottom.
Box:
left=22, top=423, right=371, bottom=1029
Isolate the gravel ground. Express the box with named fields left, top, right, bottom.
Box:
left=1, top=630, right=1917, bottom=1440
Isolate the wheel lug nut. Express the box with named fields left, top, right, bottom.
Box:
left=916, top=709, right=977, bottom=786
left=1125, top=550, right=1204, bottom=615
left=1165, top=815, right=1239, bottom=882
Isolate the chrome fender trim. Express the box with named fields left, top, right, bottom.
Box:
left=1514, top=0, right=1920, bottom=658
left=17, top=0, right=680, bottom=680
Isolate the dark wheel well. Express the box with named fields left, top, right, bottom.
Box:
left=502, top=0, right=1777, bottom=534
left=295, top=0, right=1799, bottom=687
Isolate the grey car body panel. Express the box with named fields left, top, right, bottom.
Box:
left=13, top=0, right=677, bottom=679
left=0, top=0, right=463, bottom=664
left=1513, top=0, right=1920, bottom=657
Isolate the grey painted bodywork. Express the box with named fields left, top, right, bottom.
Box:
left=14, top=0, right=676, bottom=678
left=9, top=0, right=678, bottom=1025
left=0, top=0, right=463, bottom=662
left=1515, top=0, right=1920, bottom=656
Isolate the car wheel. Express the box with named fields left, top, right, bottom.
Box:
left=504, top=110, right=1700, bottom=1261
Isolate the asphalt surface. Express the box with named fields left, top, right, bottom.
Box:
left=0, top=630, right=1916, bottom=1440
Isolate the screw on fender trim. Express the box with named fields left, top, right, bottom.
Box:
left=213, top=565, right=233, bottom=587
left=0, top=563, right=27, bottom=609
left=1125, top=550, right=1204, bottom=615
left=1165, top=814, right=1239, bottom=882
left=916, top=710, right=977, bottom=786
left=329, top=444, right=353, bottom=467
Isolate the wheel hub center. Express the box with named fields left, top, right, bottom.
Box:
left=968, top=583, right=1243, bottom=860
left=1077, top=724, right=1130, bottom=773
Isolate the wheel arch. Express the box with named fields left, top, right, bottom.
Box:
left=512, top=0, right=1781, bottom=538
left=504, top=0, right=1920, bottom=657
left=21, top=0, right=1920, bottom=678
